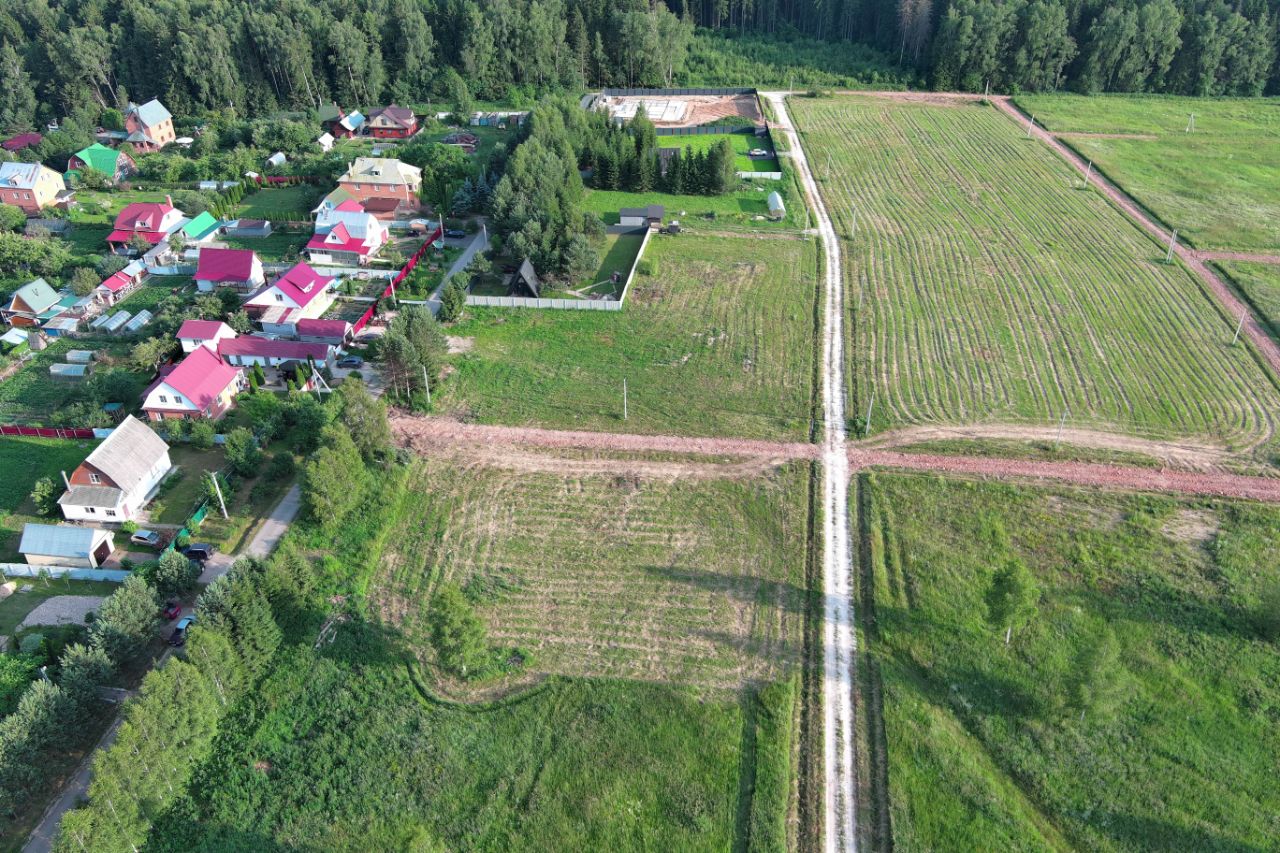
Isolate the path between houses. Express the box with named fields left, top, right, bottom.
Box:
left=197, top=483, right=303, bottom=584
left=425, top=227, right=492, bottom=316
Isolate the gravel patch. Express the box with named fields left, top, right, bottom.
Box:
left=20, top=596, right=105, bottom=628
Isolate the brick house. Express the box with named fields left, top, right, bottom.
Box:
left=0, top=162, right=66, bottom=215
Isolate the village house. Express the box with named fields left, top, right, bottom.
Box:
left=1, top=278, right=61, bottom=327
left=141, top=344, right=243, bottom=422
left=243, top=262, right=337, bottom=336
left=94, top=260, right=147, bottom=307
left=107, top=197, right=184, bottom=252
left=307, top=199, right=389, bottom=265
left=122, top=99, right=176, bottom=151
left=181, top=211, right=222, bottom=244
left=195, top=247, right=265, bottom=293
left=176, top=319, right=237, bottom=353
left=366, top=105, right=418, bottom=139
left=2, top=132, right=42, bottom=153
left=319, top=103, right=364, bottom=138
left=0, top=161, right=66, bottom=215
left=67, top=143, right=135, bottom=183
left=335, top=157, right=422, bottom=210
left=217, top=336, right=335, bottom=372
left=20, top=523, right=116, bottom=569
left=58, top=415, right=172, bottom=522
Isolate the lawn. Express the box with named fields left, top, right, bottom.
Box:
left=371, top=451, right=810, bottom=696
left=69, top=189, right=181, bottom=224
left=788, top=95, right=1280, bottom=450
left=576, top=231, right=644, bottom=297
left=1014, top=95, right=1280, bottom=252
left=0, top=436, right=97, bottom=562
left=439, top=233, right=820, bottom=440
left=584, top=184, right=800, bottom=229
left=1216, top=261, right=1280, bottom=337
left=235, top=185, right=323, bottom=220
left=663, top=131, right=781, bottom=172
left=221, top=229, right=310, bottom=261
left=59, top=222, right=113, bottom=255
left=860, top=472, right=1280, bottom=851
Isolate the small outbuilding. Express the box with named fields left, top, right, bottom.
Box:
left=66, top=349, right=95, bottom=364
left=266, top=151, right=287, bottom=168
left=19, top=523, right=115, bottom=568
left=767, top=191, right=785, bottom=220
left=506, top=257, right=541, bottom=298
left=619, top=205, right=664, bottom=228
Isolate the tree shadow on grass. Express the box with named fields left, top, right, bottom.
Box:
left=639, top=563, right=809, bottom=617
left=1091, top=811, right=1268, bottom=853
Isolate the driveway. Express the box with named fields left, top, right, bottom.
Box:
left=196, top=483, right=302, bottom=584
left=426, top=226, right=491, bottom=315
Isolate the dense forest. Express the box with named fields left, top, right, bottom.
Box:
left=0, top=0, right=1277, bottom=139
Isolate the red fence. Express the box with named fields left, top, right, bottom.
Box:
left=351, top=226, right=442, bottom=334
left=0, top=425, right=96, bottom=439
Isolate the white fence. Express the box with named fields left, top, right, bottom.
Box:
left=466, top=295, right=623, bottom=311
left=738, top=170, right=782, bottom=180
left=2, top=564, right=130, bottom=582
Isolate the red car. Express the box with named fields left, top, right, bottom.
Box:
left=161, top=600, right=182, bottom=620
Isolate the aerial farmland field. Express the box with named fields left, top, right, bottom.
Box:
left=1216, top=261, right=1280, bottom=336
left=859, top=472, right=1280, bottom=851
left=788, top=95, right=1280, bottom=450
left=1015, top=95, right=1280, bottom=252
left=440, top=233, right=819, bottom=441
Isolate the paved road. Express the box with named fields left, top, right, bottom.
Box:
left=425, top=227, right=491, bottom=315
left=197, top=483, right=302, bottom=584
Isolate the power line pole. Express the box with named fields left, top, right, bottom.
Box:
left=1165, top=228, right=1178, bottom=263
left=208, top=471, right=228, bottom=519
left=622, top=378, right=628, bottom=420
left=1186, top=113, right=1195, bottom=133
left=422, top=365, right=431, bottom=406
left=1026, top=114, right=1035, bottom=138
left=1232, top=311, right=1246, bottom=345
left=1055, top=409, right=1068, bottom=450
left=864, top=390, right=875, bottom=435
left=1083, top=160, right=1092, bottom=188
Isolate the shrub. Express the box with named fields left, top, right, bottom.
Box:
left=120, top=520, right=139, bottom=535
left=637, top=258, right=657, bottom=276
left=18, top=633, right=46, bottom=657
left=29, top=477, right=59, bottom=516
left=430, top=582, right=490, bottom=679
left=188, top=419, right=216, bottom=450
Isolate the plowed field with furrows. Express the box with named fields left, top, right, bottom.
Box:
left=789, top=96, right=1280, bottom=449
left=371, top=454, right=810, bottom=694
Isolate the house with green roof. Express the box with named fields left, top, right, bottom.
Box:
left=66, top=143, right=136, bottom=183
left=182, top=210, right=221, bottom=243
left=2, top=278, right=61, bottom=327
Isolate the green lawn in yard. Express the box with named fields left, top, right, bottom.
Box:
left=862, top=472, right=1280, bottom=851
left=0, top=577, right=121, bottom=638
left=1015, top=95, right=1280, bottom=252
left=221, top=230, right=309, bottom=262
left=576, top=232, right=644, bottom=297
left=69, top=189, right=182, bottom=225
left=235, top=185, right=323, bottom=220
left=440, top=233, right=819, bottom=440
left=155, top=446, right=227, bottom=526
left=0, top=436, right=98, bottom=562
left=584, top=184, right=799, bottom=229
left=59, top=222, right=113, bottom=256
left=1215, top=261, right=1280, bottom=338
left=662, top=131, right=781, bottom=172
left=788, top=95, right=1280, bottom=451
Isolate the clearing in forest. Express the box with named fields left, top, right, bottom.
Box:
left=859, top=472, right=1280, bottom=852
left=1015, top=95, right=1280, bottom=253
left=439, top=233, right=819, bottom=441
left=788, top=96, right=1280, bottom=449
left=370, top=450, right=811, bottom=697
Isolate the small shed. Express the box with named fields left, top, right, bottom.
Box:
left=42, top=316, right=79, bottom=337
left=506, top=257, right=541, bottom=298
left=66, top=349, right=95, bottom=364
left=20, top=523, right=115, bottom=568
left=0, top=327, right=28, bottom=351
left=227, top=219, right=273, bottom=238
left=619, top=205, right=664, bottom=228
left=317, top=132, right=335, bottom=152
left=767, top=191, right=785, bottom=220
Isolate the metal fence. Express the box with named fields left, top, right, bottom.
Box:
left=601, top=87, right=757, bottom=96
left=466, top=295, right=623, bottom=311
left=737, top=171, right=783, bottom=180
left=655, top=125, right=762, bottom=137
left=0, top=425, right=96, bottom=439
left=1, top=563, right=130, bottom=582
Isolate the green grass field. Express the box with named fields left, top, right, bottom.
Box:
left=788, top=95, right=1280, bottom=449
left=1216, top=261, right=1280, bottom=337
left=235, top=185, right=322, bottom=219
left=584, top=184, right=799, bottom=229
left=59, top=222, right=112, bottom=255
left=861, top=472, right=1280, bottom=851
left=69, top=189, right=177, bottom=225
left=662, top=131, right=781, bottom=172
left=577, top=231, right=644, bottom=297
left=0, top=436, right=97, bottom=562
left=221, top=229, right=309, bottom=261
left=372, top=452, right=809, bottom=696
left=439, top=233, right=819, bottom=440
left=1015, top=95, right=1280, bottom=252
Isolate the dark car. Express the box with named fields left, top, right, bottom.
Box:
left=337, top=355, right=364, bottom=368
left=444, top=228, right=467, bottom=239
left=161, top=599, right=181, bottom=621
left=168, top=615, right=196, bottom=646
left=182, top=543, right=215, bottom=563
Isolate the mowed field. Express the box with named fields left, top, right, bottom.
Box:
left=440, top=234, right=819, bottom=441
left=788, top=96, right=1280, bottom=448
left=1016, top=95, right=1280, bottom=252
left=860, top=473, right=1280, bottom=851
left=1217, top=261, right=1280, bottom=336
left=371, top=450, right=811, bottom=695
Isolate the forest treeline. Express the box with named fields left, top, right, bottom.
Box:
left=0, top=0, right=1276, bottom=136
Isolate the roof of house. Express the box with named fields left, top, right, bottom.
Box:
left=368, top=105, right=416, bottom=128
left=115, top=200, right=177, bottom=232
left=295, top=318, right=351, bottom=337
left=334, top=199, right=365, bottom=213
left=217, top=336, right=331, bottom=362
left=338, top=157, right=422, bottom=186
left=339, top=112, right=365, bottom=132
left=182, top=211, right=220, bottom=240
left=80, top=415, right=169, bottom=493
left=8, top=278, right=59, bottom=314
left=319, top=102, right=344, bottom=123
left=1, top=327, right=28, bottom=346
left=98, top=269, right=136, bottom=293
left=360, top=196, right=403, bottom=213
left=71, top=143, right=122, bottom=174
left=19, top=523, right=110, bottom=559
left=128, top=99, right=172, bottom=128
left=2, top=132, right=42, bottom=152
left=177, top=319, right=234, bottom=341
left=196, top=247, right=260, bottom=282
left=509, top=257, right=541, bottom=298
left=620, top=205, right=665, bottom=220
left=58, top=485, right=124, bottom=509
left=307, top=222, right=377, bottom=256
left=258, top=262, right=334, bottom=308
left=156, top=346, right=240, bottom=410
left=0, top=161, right=54, bottom=190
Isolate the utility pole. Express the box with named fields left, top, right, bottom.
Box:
left=1026, top=114, right=1035, bottom=138
left=1232, top=311, right=1246, bottom=345
left=1055, top=409, right=1068, bottom=450
left=864, top=390, right=875, bottom=434
left=1165, top=229, right=1178, bottom=263
left=984, top=80, right=990, bottom=98
left=1186, top=113, right=1195, bottom=133
left=208, top=471, right=228, bottom=519
left=422, top=365, right=432, bottom=405
left=1083, top=160, right=1092, bottom=188
left=622, top=378, right=628, bottom=420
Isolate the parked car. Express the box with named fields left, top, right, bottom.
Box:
left=161, top=599, right=181, bottom=620
left=182, top=543, right=215, bottom=563
left=444, top=228, right=467, bottom=239
left=169, top=615, right=196, bottom=646
left=130, top=529, right=161, bottom=547
left=337, top=355, right=364, bottom=368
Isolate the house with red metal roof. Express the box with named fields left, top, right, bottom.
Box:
left=1, top=132, right=42, bottom=152
left=296, top=318, right=353, bottom=346
left=141, top=345, right=243, bottom=422
left=108, top=196, right=183, bottom=252
left=243, top=262, right=337, bottom=336
left=177, top=319, right=237, bottom=353
left=217, top=336, right=334, bottom=370
left=308, top=199, right=388, bottom=266
left=94, top=260, right=146, bottom=307
left=195, top=247, right=265, bottom=293
left=366, top=105, right=419, bottom=139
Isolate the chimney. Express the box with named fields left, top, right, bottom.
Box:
left=61, top=470, right=71, bottom=489
left=165, top=194, right=172, bottom=206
